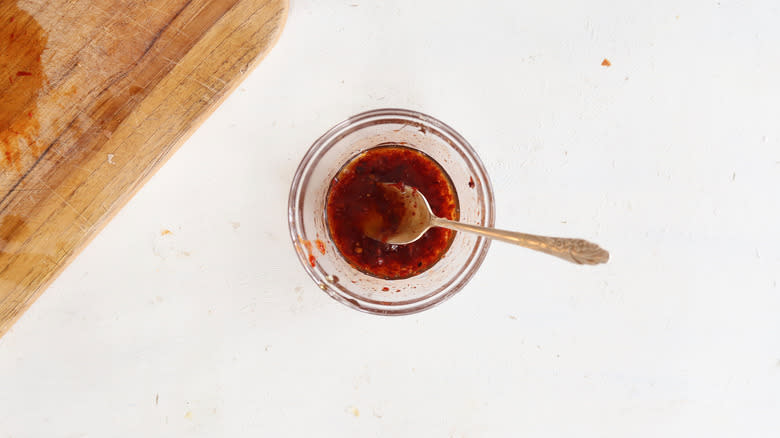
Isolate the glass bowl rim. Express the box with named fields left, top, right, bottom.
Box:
left=288, top=108, right=495, bottom=315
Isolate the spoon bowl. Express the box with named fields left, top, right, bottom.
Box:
left=362, top=183, right=437, bottom=245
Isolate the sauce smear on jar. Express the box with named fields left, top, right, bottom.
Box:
left=326, top=145, right=458, bottom=279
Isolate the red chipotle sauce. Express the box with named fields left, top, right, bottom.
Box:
left=326, top=145, right=459, bottom=279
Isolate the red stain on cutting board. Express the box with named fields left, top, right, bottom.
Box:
left=0, top=3, right=47, bottom=170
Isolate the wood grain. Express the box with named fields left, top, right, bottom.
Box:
left=0, top=0, right=288, bottom=338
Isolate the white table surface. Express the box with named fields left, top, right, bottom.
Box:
left=2, top=0, right=779, bottom=436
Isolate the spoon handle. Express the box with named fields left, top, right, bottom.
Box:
left=431, top=218, right=609, bottom=265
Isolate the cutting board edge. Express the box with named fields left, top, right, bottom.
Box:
left=0, top=0, right=288, bottom=339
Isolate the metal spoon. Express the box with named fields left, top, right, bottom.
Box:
left=366, top=183, right=609, bottom=265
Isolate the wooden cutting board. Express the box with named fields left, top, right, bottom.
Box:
left=0, top=0, right=288, bottom=337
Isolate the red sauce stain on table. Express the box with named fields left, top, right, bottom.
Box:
left=326, top=145, right=459, bottom=280
left=0, top=5, right=47, bottom=170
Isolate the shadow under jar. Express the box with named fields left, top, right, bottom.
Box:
left=288, top=109, right=494, bottom=315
